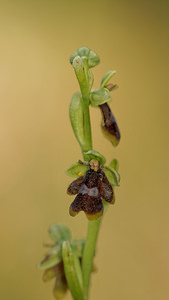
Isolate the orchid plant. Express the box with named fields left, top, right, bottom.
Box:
left=38, top=47, right=121, bottom=300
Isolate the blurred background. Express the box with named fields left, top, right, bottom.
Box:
left=0, top=0, right=169, bottom=299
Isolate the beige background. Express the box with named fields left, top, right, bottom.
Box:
left=0, top=0, right=169, bottom=299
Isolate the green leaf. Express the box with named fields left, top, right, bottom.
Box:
left=38, top=245, right=62, bottom=270
left=103, top=166, right=120, bottom=187
left=109, top=159, right=119, bottom=171
left=100, top=70, right=116, bottom=88
left=69, top=92, right=85, bottom=147
left=84, top=150, right=106, bottom=165
left=66, top=162, right=89, bottom=178
left=62, top=241, right=84, bottom=300
left=90, top=88, right=111, bottom=107
left=48, top=224, right=72, bottom=243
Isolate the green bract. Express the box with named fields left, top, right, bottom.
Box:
left=89, top=88, right=111, bottom=107
left=62, top=241, right=84, bottom=300
left=100, top=70, right=116, bottom=88
left=83, top=150, right=106, bottom=165
left=69, top=92, right=85, bottom=147
left=70, top=47, right=100, bottom=68
left=103, top=166, right=120, bottom=187
left=66, top=162, right=89, bottom=178
left=88, top=69, right=94, bottom=90
left=48, top=224, right=72, bottom=243
left=73, top=57, right=87, bottom=87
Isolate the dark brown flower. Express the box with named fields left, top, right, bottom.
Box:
left=67, top=162, right=114, bottom=220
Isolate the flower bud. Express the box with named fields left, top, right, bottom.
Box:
left=99, top=103, right=121, bottom=146
left=70, top=47, right=100, bottom=68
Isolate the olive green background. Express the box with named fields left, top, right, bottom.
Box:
left=0, top=0, right=169, bottom=299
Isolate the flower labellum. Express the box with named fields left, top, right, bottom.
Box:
left=67, top=160, right=115, bottom=220
left=99, top=103, right=121, bottom=146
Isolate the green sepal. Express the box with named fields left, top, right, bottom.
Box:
left=70, top=47, right=100, bottom=68
left=71, top=239, right=85, bottom=258
left=100, top=70, right=116, bottom=88
left=38, top=245, right=62, bottom=270
left=69, top=92, right=85, bottom=147
left=66, top=162, right=89, bottom=178
left=48, top=224, right=71, bottom=243
left=103, top=166, right=120, bottom=187
left=84, top=150, right=106, bottom=165
left=90, top=88, right=111, bottom=107
left=109, top=159, right=119, bottom=171
left=62, top=241, right=84, bottom=300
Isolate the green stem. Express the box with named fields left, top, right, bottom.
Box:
left=73, top=55, right=102, bottom=300
left=82, top=218, right=102, bottom=300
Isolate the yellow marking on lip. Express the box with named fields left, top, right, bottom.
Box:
left=78, top=172, right=82, bottom=176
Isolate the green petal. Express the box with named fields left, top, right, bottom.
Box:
left=103, top=166, right=120, bottom=187
left=38, top=245, right=62, bottom=270
left=109, top=159, right=119, bottom=171
left=84, top=150, right=106, bottom=165
left=66, top=162, right=89, bottom=178
left=90, top=88, right=111, bottom=107
left=100, top=70, right=116, bottom=88
left=48, top=224, right=72, bottom=243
